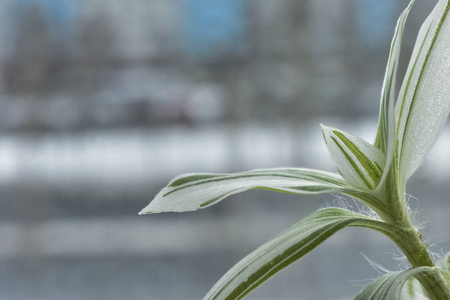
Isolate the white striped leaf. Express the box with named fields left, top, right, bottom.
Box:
left=139, top=168, right=351, bottom=214
left=354, top=267, right=432, bottom=300
left=322, top=125, right=385, bottom=190
left=396, top=0, right=450, bottom=185
left=203, top=208, right=396, bottom=300
left=374, top=0, right=415, bottom=186
left=375, top=0, right=414, bottom=153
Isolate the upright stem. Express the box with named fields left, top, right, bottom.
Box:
left=384, top=180, right=450, bottom=299
left=396, top=227, right=450, bottom=300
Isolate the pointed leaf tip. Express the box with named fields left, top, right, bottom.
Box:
left=139, top=168, right=351, bottom=214
left=322, top=125, right=385, bottom=190
left=138, top=209, right=154, bottom=215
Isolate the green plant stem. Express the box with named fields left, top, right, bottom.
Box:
left=398, top=228, right=449, bottom=300
left=387, top=204, right=450, bottom=299
left=381, top=174, right=450, bottom=299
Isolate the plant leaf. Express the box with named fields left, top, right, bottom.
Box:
left=139, top=168, right=351, bottom=214
left=402, top=276, right=427, bottom=300
left=322, top=125, right=385, bottom=190
left=354, top=267, right=432, bottom=300
left=396, top=0, right=450, bottom=185
left=203, top=208, right=394, bottom=300
left=374, top=0, right=415, bottom=186
left=375, top=0, right=414, bottom=153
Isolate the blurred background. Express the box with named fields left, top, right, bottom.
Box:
left=0, top=0, right=449, bottom=299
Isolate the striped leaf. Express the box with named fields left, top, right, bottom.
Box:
left=354, top=267, right=432, bottom=300
left=374, top=0, right=415, bottom=185
left=396, top=0, right=450, bottom=185
left=203, top=208, right=398, bottom=300
left=322, top=125, right=385, bottom=190
left=139, top=168, right=351, bottom=214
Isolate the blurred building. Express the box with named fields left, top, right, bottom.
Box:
left=0, top=0, right=408, bottom=132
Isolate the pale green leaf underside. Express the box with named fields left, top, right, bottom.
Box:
left=396, top=0, right=450, bottom=184
left=139, top=168, right=350, bottom=214
left=354, top=267, right=432, bottom=300
left=403, top=276, right=427, bottom=300
left=322, top=125, right=385, bottom=190
left=374, top=0, right=414, bottom=186
left=203, top=208, right=398, bottom=300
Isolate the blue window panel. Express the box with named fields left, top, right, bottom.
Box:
left=43, top=0, right=76, bottom=25
left=357, top=0, right=397, bottom=48
left=183, top=0, right=246, bottom=59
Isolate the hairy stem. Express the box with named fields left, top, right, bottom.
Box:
left=380, top=172, right=450, bottom=299
left=388, top=199, right=450, bottom=299
left=401, top=229, right=449, bottom=299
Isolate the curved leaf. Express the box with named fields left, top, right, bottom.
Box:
left=396, top=0, right=450, bottom=185
left=203, top=208, right=396, bottom=300
left=375, top=0, right=414, bottom=156
left=322, top=125, right=385, bottom=190
left=354, top=267, right=432, bottom=300
left=139, top=168, right=351, bottom=214
left=374, top=0, right=415, bottom=189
